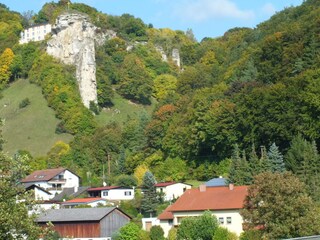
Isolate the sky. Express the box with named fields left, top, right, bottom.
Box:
left=1, top=0, right=304, bottom=41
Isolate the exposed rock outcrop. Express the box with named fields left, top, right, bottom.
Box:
left=47, top=12, right=115, bottom=108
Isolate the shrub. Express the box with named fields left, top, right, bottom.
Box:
left=213, top=227, right=238, bottom=240
left=149, top=225, right=165, bottom=240
left=19, top=98, right=30, bottom=108
left=167, top=227, right=177, bottom=240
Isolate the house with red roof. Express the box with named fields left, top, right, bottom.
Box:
left=157, top=184, right=248, bottom=237
left=87, top=186, right=134, bottom=201
left=21, top=168, right=80, bottom=197
left=60, top=197, right=107, bottom=208
left=154, top=182, right=192, bottom=201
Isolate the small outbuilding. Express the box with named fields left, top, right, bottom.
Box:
left=36, top=207, right=131, bottom=238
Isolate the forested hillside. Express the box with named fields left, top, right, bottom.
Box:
left=0, top=0, right=320, bottom=195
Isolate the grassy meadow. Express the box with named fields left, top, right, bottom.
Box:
left=0, top=79, right=73, bottom=157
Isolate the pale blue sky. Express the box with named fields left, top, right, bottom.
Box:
left=1, top=0, right=304, bottom=41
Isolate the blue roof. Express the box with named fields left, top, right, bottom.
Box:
left=205, top=177, right=227, bottom=187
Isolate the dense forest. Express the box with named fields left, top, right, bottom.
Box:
left=0, top=0, right=320, bottom=202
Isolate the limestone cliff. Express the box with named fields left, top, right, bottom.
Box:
left=47, top=13, right=115, bottom=108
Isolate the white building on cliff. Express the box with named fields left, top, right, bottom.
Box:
left=19, top=23, right=52, bottom=44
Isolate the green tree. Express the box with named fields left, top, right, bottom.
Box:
left=149, top=225, right=165, bottom=240
left=117, top=222, right=142, bottom=240
left=267, top=142, right=285, bottom=172
left=228, top=145, right=252, bottom=185
left=141, top=171, right=159, bottom=217
left=118, top=54, right=152, bottom=104
left=153, top=74, right=177, bottom=101
left=241, top=172, right=320, bottom=239
left=0, top=150, right=45, bottom=239
left=177, top=211, right=219, bottom=240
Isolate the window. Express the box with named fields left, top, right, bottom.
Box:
left=160, top=188, right=163, bottom=192
left=168, top=219, right=173, bottom=225
left=227, top=217, right=232, bottom=224
left=124, top=191, right=132, bottom=196
left=183, top=187, right=186, bottom=192
left=103, top=191, right=108, bottom=196
left=218, top=217, right=224, bottom=224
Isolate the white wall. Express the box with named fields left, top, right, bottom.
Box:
left=101, top=189, right=134, bottom=200
left=63, top=170, right=80, bottom=188
left=19, top=24, right=52, bottom=44
left=157, top=183, right=191, bottom=201
left=159, top=210, right=243, bottom=237
left=34, top=187, right=51, bottom=201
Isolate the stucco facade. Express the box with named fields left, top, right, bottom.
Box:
left=19, top=23, right=52, bottom=44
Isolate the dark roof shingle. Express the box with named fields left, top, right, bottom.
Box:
left=36, top=207, right=117, bottom=222
left=21, top=168, right=66, bottom=183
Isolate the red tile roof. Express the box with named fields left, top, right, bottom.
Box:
left=158, top=205, right=174, bottom=220
left=158, top=186, right=248, bottom=220
left=154, top=181, right=177, bottom=187
left=87, top=186, right=121, bottom=191
left=21, top=168, right=66, bottom=183
left=61, top=198, right=105, bottom=204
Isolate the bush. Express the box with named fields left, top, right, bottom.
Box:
left=55, top=121, right=67, bottom=134
left=149, top=225, right=165, bottom=240
left=115, top=174, right=138, bottom=187
left=213, top=227, right=238, bottom=240
left=167, top=227, right=177, bottom=240
left=19, top=98, right=30, bottom=108
left=239, top=230, right=263, bottom=240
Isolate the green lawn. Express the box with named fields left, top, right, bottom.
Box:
left=185, top=180, right=205, bottom=188
left=0, top=79, right=73, bottom=157
left=95, top=92, right=157, bottom=126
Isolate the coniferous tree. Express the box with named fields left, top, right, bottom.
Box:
left=141, top=171, right=159, bottom=217
left=259, top=146, right=272, bottom=172
left=267, top=143, right=285, bottom=173
left=248, top=143, right=262, bottom=178
left=228, top=145, right=252, bottom=185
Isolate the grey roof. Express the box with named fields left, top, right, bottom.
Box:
left=205, top=177, right=228, bottom=187
left=36, top=207, right=117, bottom=222
left=51, top=186, right=90, bottom=201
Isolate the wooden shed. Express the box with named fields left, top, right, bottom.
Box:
left=36, top=207, right=131, bottom=238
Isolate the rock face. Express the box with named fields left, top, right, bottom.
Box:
left=47, top=13, right=115, bottom=108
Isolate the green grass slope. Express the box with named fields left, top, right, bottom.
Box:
left=95, top=92, right=156, bottom=126
left=0, top=79, right=73, bottom=157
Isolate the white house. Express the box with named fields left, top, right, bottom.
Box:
left=24, top=183, right=52, bottom=201
left=154, top=182, right=192, bottom=201
left=157, top=184, right=248, bottom=237
left=60, top=197, right=107, bottom=208
left=21, top=168, right=80, bottom=197
left=19, top=23, right=52, bottom=44
left=87, top=186, right=134, bottom=201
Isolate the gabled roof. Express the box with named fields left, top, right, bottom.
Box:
left=205, top=177, right=228, bottom=187
left=159, top=185, right=248, bottom=218
left=154, top=182, right=192, bottom=187
left=51, top=187, right=90, bottom=201
left=87, top=186, right=132, bottom=191
left=21, top=168, right=67, bottom=183
left=158, top=205, right=174, bottom=220
left=24, top=183, right=52, bottom=195
left=61, top=197, right=105, bottom=204
left=36, top=207, right=131, bottom=222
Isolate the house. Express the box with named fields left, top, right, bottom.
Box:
left=20, top=168, right=80, bottom=197
left=157, top=184, right=248, bottom=237
left=87, top=186, right=134, bottom=201
left=154, top=182, right=192, bottom=201
left=205, top=176, right=228, bottom=187
left=36, top=207, right=131, bottom=239
left=23, top=183, right=52, bottom=201
left=60, top=197, right=107, bottom=208
left=19, top=23, right=52, bottom=44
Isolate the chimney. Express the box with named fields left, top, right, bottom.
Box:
left=199, top=184, right=206, bottom=192
left=74, top=186, right=78, bottom=193
left=229, top=183, right=234, bottom=191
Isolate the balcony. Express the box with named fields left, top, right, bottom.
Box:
left=48, top=178, right=66, bottom=184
